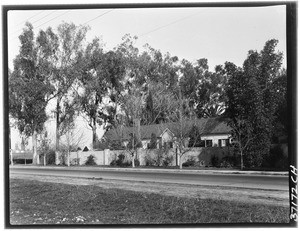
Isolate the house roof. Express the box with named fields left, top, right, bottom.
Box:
left=104, top=117, right=231, bottom=141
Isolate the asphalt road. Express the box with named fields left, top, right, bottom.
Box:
left=9, top=166, right=289, bottom=191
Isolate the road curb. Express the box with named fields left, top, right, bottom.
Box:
left=9, top=165, right=288, bottom=176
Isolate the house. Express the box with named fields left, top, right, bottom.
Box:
left=104, top=117, right=232, bottom=150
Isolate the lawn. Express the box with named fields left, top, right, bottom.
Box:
left=9, top=178, right=289, bottom=225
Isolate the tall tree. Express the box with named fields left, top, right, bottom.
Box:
left=9, top=22, right=55, bottom=164
left=46, top=22, right=89, bottom=162
left=76, top=39, right=126, bottom=149
left=226, top=39, right=284, bottom=169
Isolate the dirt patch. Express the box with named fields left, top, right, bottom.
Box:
left=10, top=173, right=289, bottom=207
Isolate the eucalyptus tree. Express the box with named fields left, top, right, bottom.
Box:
left=44, top=22, right=89, bottom=162
left=76, top=38, right=126, bottom=149
left=9, top=22, right=55, bottom=164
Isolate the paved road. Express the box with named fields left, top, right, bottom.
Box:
left=10, top=166, right=289, bottom=191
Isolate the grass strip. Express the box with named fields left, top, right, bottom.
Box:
left=9, top=178, right=289, bottom=225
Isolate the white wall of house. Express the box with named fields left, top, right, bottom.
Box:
left=201, top=134, right=231, bottom=147
left=160, top=129, right=174, bottom=147
left=142, top=139, right=151, bottom=149
left=10, top=114, right=105, bottom=153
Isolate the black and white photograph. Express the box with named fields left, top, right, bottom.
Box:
left=2, top=0, right=297, bottom=228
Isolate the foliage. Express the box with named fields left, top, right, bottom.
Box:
left=262, top=144, right=288, bottom=170
left=225, top=39, right=285, bottom=169
left=110, top=153, right=131, bottom=167
left=76, top=39, right=126, bottom=148
left=210, top=155, right=219, bottom=167
left=127, top=133, right=142, bottom=150
left=182, top=156, right=197, bottom=167
left=9, top=22, right=56, bottom=164
left=148, top=133, right=157, bottom=149
left=46, top=150, right=56, bottom=165
left=188, top=125, right=203, bottom=147
left=145, top=148, right=173, bottom=167
left=85, top=155, right=97, bottom=166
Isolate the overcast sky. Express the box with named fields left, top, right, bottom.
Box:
left=7, top=4, right=286, bottom=71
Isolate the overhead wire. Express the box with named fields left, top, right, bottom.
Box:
left=13, top=10, right=45, bottom=29
left=11, top=10, right=70, bottom=41
left=35, top=10, right=71, bottom=29
left=82, top=9, right=114, bottom=26
left=139, top=11, right=200, bottom=37
left=10, top=10, right=58, bottom=39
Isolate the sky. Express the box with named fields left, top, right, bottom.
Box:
left=7, top=4, right=287, bottom=71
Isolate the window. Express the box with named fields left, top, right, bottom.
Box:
left=163, top=141, right=173, bottom=149
left=218, top=139, right=230, bottom=147
left=205, top=140, right=212, bottom=147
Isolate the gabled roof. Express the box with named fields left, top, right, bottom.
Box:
left=104, top=117, right=231, bottom=141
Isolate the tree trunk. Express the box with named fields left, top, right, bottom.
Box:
left=67, top=150, right=70, bottom=167
left=178, top=155, right=183, bottom=169
left=32, top=130, right=39, bottom=165
left=44, top=154, right=46, bottom=166
left=132, top=137, right=135, bottom=168
left=92, top=122, right=97, bottom=150
left=55, top=98, right=60, bottom=165
left=240, top=149, right=244, bottom=170
left=132, top=152, right=135, bottom=168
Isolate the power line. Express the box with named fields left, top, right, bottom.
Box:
left=35, top=10, right=71, bottom=30
left=9, top=10, right=47, bottom=36
left=31, top=10, right=58, bottom=25
left=82, top=9, right=114, bottom=26
left=10, top=10, right=58, bottom=39
left=11, top=10, right=69, bottom=41
left=139, top=12, right=199, bottom=37
left=13, top=10, right=45, bottom=29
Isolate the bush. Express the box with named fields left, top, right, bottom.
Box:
left=182, top=157, right=197, bottom=167
left=133, top=159, right=140, bottom=167
left=220, top=155, right=238, bottom=168
left=145, top=154, right=156, bottom=166
left=110, top=153, right=133, bottom=167
left=162, top=155, right=174, bottom=167
left=211, top=155, right=219, bottom=167
left=71, top=158, right=80, bottom=166
left=110, top=159, right=117, bottom=166
left=116, top=154, right=126, bottom=166
left=85, top=155, right=97, bottom=166
left=262, top=144, right=288, bottom=170
left=46, top=150, right=56, bottom=165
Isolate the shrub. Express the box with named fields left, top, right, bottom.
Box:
left=263, top=144, right=288, bottom=170
left=71, top=158, right=80, bottom=166
left=211, top=155, right=219, bottom=167
left=145, top=154, right=156, bottom=166
left=110, top=153, right=133, bottom=167
left=162, top=155, right=174, bottom=167
left=46, top=150, right=56, bottom=165
left=116, top=154, right=126, bottom=166
left=110, top=159, right=117, bottom=166
left=220, top=156, right=238, bottom=168
left=182, top=157, right=197, bottom=167
left=85, top=155, right=97, bottom=166
left=133, top=159, right=140, bottom=167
